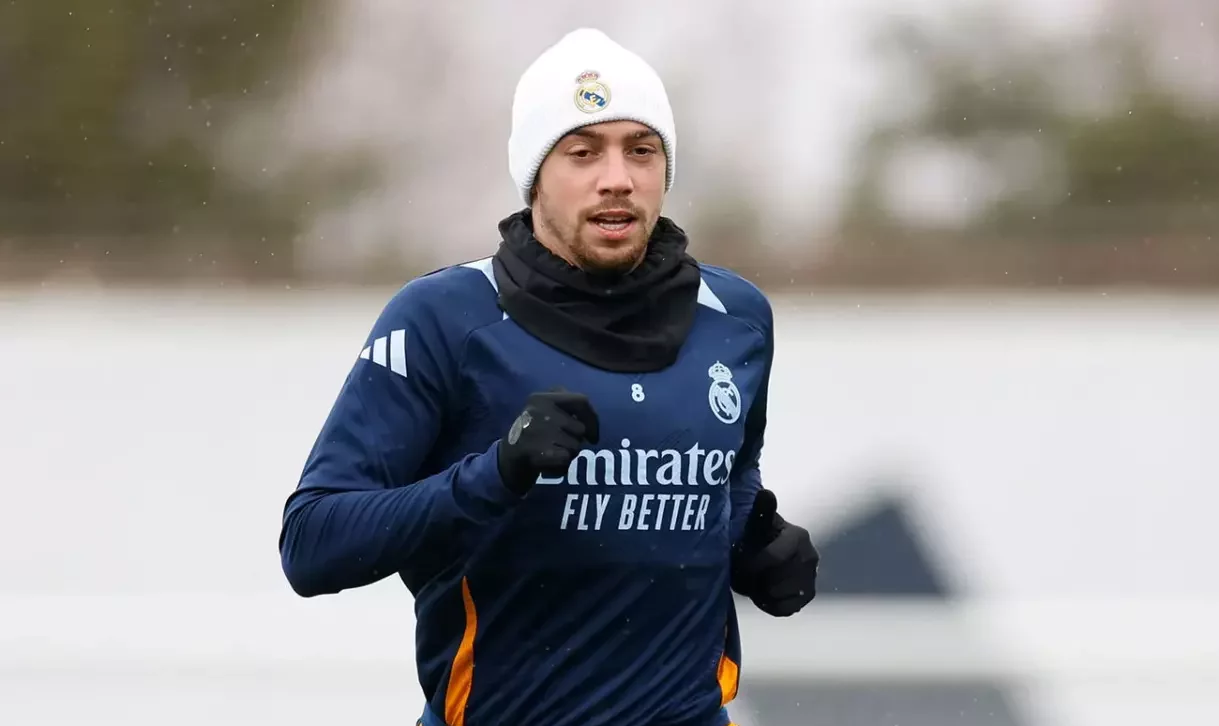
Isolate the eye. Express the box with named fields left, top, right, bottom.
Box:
left=631, top=146, right=658, bottom=157
left=568, top=148, right=594, bottom=159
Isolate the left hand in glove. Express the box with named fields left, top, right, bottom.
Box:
left=730, top=489, right=820, bottom=617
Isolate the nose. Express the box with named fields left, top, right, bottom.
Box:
left=596, top=152, right=634, bottom=197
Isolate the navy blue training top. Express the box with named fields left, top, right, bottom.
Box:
left=279, top=257, right=773, bottom=726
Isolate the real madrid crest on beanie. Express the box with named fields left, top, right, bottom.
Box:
left=508, top=28, right=677, bottom=206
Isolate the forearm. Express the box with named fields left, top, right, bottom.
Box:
left=729, top=465, right=763, bottom=546
left=279, top=445, right=516, bottom=596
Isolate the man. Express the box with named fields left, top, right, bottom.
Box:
left=279, top=27, right=819, bottom=726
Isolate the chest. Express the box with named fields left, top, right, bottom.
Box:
left=439, top=312, right=763, bottom=569
left=463, top=311, right=767, bottom=465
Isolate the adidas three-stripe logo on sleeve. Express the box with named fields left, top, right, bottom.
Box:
left=359, top=328, right=408, bottom=378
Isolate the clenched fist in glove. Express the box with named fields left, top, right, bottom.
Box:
left=731, top=489, right=820, bottom=617
left=497, top=389, right=600, bottom=495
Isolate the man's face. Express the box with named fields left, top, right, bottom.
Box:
left=531, top=120, right=666, bottom=275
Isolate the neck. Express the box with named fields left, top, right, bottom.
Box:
left=491, top=208, right=702, bottom=373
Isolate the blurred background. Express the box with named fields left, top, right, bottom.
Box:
left=1, top=1, right=1216, bottom=724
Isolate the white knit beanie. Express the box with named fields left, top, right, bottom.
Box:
left=508, top=28, right=676, bottom=206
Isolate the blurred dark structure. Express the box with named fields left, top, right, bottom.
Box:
left=734, top=483, right=1035, bottom=726
left=2, top=1, right=1216, bottom=289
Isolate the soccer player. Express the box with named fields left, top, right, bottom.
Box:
left=278, top=27, right=819, bottom=726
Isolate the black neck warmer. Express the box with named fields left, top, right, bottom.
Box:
left=491, top=209, right=702, bottom=373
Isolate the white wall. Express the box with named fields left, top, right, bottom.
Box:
left=2, top=288, right=1216, bottom=724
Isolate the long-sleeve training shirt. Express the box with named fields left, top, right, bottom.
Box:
left=279, top=256, right=773, bottom=726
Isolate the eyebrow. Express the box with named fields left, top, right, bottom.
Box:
left=567, top=128, right=660, bottom=142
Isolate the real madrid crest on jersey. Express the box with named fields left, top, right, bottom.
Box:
left=574, top=70, right=610, bottom=113
left=707, top=361, right=741, bottom=425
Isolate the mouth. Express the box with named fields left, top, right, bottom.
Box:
left=588, top=211, right=638, bottom=236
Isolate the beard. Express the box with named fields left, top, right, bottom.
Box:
left=535, top=200, right=655, bottom=276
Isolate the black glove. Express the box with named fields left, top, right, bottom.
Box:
left=731, top=489, right=820, bottom=617
left=497, top=389, right=600, bottom=495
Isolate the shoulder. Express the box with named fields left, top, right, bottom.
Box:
left=371, top=256, right=505, bottom=345
left=696, top=263, right=773, bottom=339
